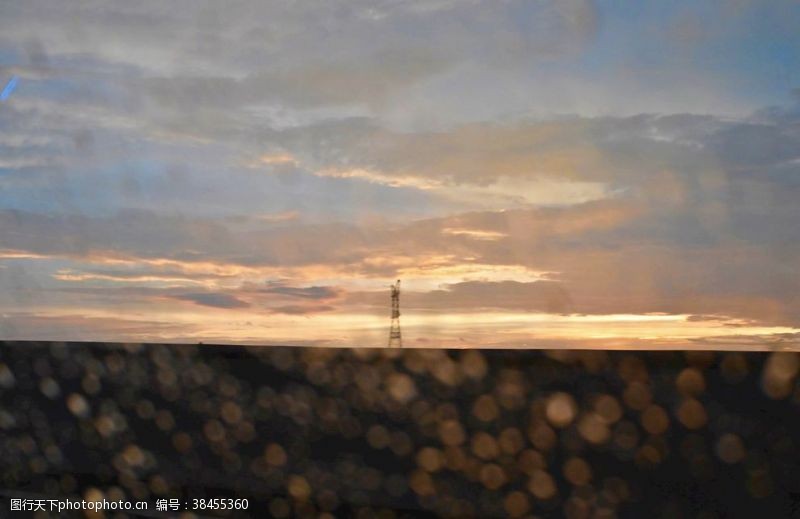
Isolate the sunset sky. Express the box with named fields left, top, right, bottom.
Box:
left=1, top=1, right=799, bottom=348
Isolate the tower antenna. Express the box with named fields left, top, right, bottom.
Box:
left=388, top=280, right=402, bottom=348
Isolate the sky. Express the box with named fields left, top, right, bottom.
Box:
left=0, top=0, right=799, bottom=349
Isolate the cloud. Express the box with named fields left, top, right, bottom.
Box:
left=441, top=228, right=508, bottom=241
left=347, top=280, right=575, bottom=314
left=255, top=281, right=340, bottom=300
left=0, top=0, right=598, bottom=116
left=0, top=312, right=192, bottom=342
left=280, top=115, right=722, bottom=189
left=172, top=292, right=250, bottom=309
left=271, top=304, right=336, bottom=315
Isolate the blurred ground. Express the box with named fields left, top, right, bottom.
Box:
left=1, top=342, right=799, bottom=518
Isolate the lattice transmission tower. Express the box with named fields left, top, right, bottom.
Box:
left=388, top=280, right=402, bottom=348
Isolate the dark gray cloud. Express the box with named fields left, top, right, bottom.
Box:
left=271, top=304, right=336, bottom=315
left=255, top=281, right=340, bottom=300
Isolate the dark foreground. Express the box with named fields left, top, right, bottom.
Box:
left=1, top=342, right=799, bottom=518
